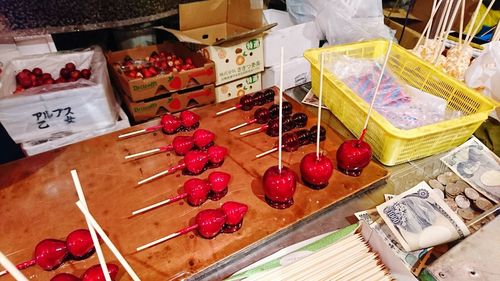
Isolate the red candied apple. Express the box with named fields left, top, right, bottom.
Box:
left=195, top=209, right=226, bottom=239
left=18, top=76, right=32, bottom=88
left=81, top=263, right=119, bottom=281
left=34, top=239, right=69, bottom=270
left=42, top=73, right=52, bottom=80
left=42, top=78, right=56, bottom=85
left=180, top=110, right=200, bottom=128
left=70, top=70, right=81, bottom=80
left=60, top=68, right=71, bottom=79
left=192, top=129, right=215, bottom=149
left=161, top=115, right=182, bottom=134
left=220, top=201, right=248, bottom=233
left=65, top=63, right=76, bottom=72
left=32, top=67, right=43, bottom=77
left=16, top=70, right=30, bottom=83
left=81, top=69, right=91, bottom=79
left=207, top=145, right=228, bottom=168
left=66, top=229, right=94, bottom=259
left=55, top=77, right=66, bottom=84
left=183, top=178, right=211, bottom=206
left=300, top=153, right=334, bottom=190
left=51, top=273, right=81, bottom=281
left=336, top=139, right=372, bottom=177
left=262, top=166, right=297, bottom=209
left=182, top=150, right=210, bottom=175
left=171, top=136, right=195, bottom=155
left=207, top=171, right=231, bottom=201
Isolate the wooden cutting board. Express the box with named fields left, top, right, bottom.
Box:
left=0, top=92, right=388, bottom=280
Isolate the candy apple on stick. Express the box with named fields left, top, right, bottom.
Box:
left=136, top=201, right=248, bottom=251
left=132, top=171, right=231, bottom=215
left=124, top=129, right=215, bottom=160
left=229, top=102, right=293, bottom=131
left=300, top=52, right=334, bottom=190
left=337, top=41, right=393, bottom=176
left=262, top=47, right=297, bottom=209
left=215, top=89, right=276, bottom=116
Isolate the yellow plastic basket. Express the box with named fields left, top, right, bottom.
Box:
left=304, top=39, right=496, bottom=166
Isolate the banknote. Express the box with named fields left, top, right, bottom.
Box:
left=301, top=89, right=328, bottom=109
left=377, top=181, right=470, bottom=251
left=441, top=136, right=500, bottom=203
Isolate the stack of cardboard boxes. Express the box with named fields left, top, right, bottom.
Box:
left=160, top=0, right=274, bottom=103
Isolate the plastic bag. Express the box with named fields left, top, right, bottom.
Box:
left=327, top=55, right=462, bottom=130
left=315, top=0, right=395, bottom=45
left=286, top=0, right=325, bottom=24
left=465, top=42, right=500, bottom=120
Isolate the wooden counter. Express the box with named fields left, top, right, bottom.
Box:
left=0, top=94, right=388, bottom=280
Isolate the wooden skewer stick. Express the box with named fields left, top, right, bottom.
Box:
left=360, top=40, right=393, bottom=142
left=125, top=148, right=162, bottom=160
left=137, top=164, right=182, bottom=185
left=434, top=0, right=451, bottom=41
left=215, top=105, right=241, bottom=116
left=75, top=201, right=141, bottom=281
left=434, top=0, right=464, bottom=63
left=239, top=126, right=264, bottom=136
left=132, top=193, right=187, bottom=216
left=0, top=251, right=28, bottom=281
left=459, top=0, right=465, bottom=47
left=416, top=0, right=441, bottom=47
left=256, top=147, right=278, bottom=158
left=464, top=0, right=483, bottom=44
left=316, top=52, right=325, bottom=159
left=278, top=47, right=284, bottom=172
left=71, top=170, right=111, bottom=281
left=465, top=0, right=497, bottom=47
left=118, top=125, right=162, bottom=139
left=136, top=225, right=198, bottom=252
left=230, top=122, right=252, bottom=131
left=493, top=25, right=500, bottom=41
left=432, top=0, right=454, bottom=62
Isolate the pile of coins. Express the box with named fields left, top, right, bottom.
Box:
left=428, top=171, right=494, bottom=224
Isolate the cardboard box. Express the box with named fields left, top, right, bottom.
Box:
left=124, top=84, right=215, bottom=122
left=21, top=108, right=130, bottom=156
left=262, top=9, right=320, bottom=67
left=157, top=0, right=274, bottom=86
left=262, top=57, right=310, bottom=90
left=215, top=72, right=262, bottom=102
left=0, top=46, right=118, bottom=143
left=384, top=18, right=421, bottom=49
left=107, top=42, right=215, bottom=101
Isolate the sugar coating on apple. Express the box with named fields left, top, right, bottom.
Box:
left=180, top=111, right=200, bottom=129
left=66, top=229, right=95, bottom=259
left=183, top=178, right=210, bottom=206
left=263, top=88, right=276, bottom=103
left=182, top=151, right=209, bottom=175
left=254, top=108, right=270, bottom=124
left=34, top=239, right=69, bottom=270
left=195, top=209, right=226, bottom=238
left=220, top=201, right=248, bottom=233
left=336, top=139, right=372, bottom=177
left=161, top=115, right=182, bottom=134
left=207, top=145, right=228, bottom=168
left=172, top=136, right=195, bottom=155
left=239, top=95, right=254, bottom=111
left=50, top=273, right=81, bottom=281
left=291, top=113, right=308, bottom=128
left=300, top=153, right=334, bottom=190
left=252, top=92, right=266, bottom=106
left=207, top=171, right=231, bottom=201
left=81, top=263, right=119, bottom=281
left=193, top=129, right=215, bottom=149
left=262, top=166, right=297, bottom=209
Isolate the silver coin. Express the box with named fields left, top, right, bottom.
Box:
left=474, top=197, right=493, bottom=211
left=429, top=179, right=445, bottom=191
left=464, top=187, right=480, bottom=200
left=444, top=198, right=458, bottom=212
left=446, top=172, right=460, bottom=183
left=437, top=174, right=450, bottom=185
left=454, top=180, right=469, bottom=193
left=458, top=208, right=475, bottom=220
left=455, top=195, right=471, bottom=209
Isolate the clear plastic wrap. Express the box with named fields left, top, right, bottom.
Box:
left=328, top=55, right=463, bottom=130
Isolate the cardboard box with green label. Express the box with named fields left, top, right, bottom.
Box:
left=157, top=0, right=274, bottom=86
left=215, top=73, right=262, bottom=102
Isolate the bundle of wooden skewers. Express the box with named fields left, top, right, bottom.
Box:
left=413, top=0, right=498, bottom=81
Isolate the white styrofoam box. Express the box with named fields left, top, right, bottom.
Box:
left=14, top=35, right=57, bottom=55
left=263, top=9, right=321, bottom=67
left=262, top=57, right=310, bottom=90
left=21, top=108, right=130, bottom=156
left=0, top=46, right=119, bottom=143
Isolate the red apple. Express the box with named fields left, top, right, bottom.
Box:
left=70, top=70, right=81, bottom=80
left=262, top=166, right=297, bottom=209
left=300, top=153, right=334, bottom=190
left=42, top=73, right=53, bottom=80
left=81, top=263, right=119, bottom=281
left=55, top=77, right=66, bottom=84
left=66, top=229, right=94, bottom=259
left=65, top=63, right=76, bottom=72
left=195, top=209, right=226, bottom=238
left=60, top=68, right=71, bottom=79
left=42, top=78, right=56, bottom=85
left=81, top=69, right=91, bottom=79
left=32, top=67, right=43, bottom=77
left=183, top=178, right=210, bottom=206
left=336, top=139, right=372, bottom=177
left=18, top=76, right=32, bottom=88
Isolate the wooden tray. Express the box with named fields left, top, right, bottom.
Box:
left=0, top=94, right=388, bottom=280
